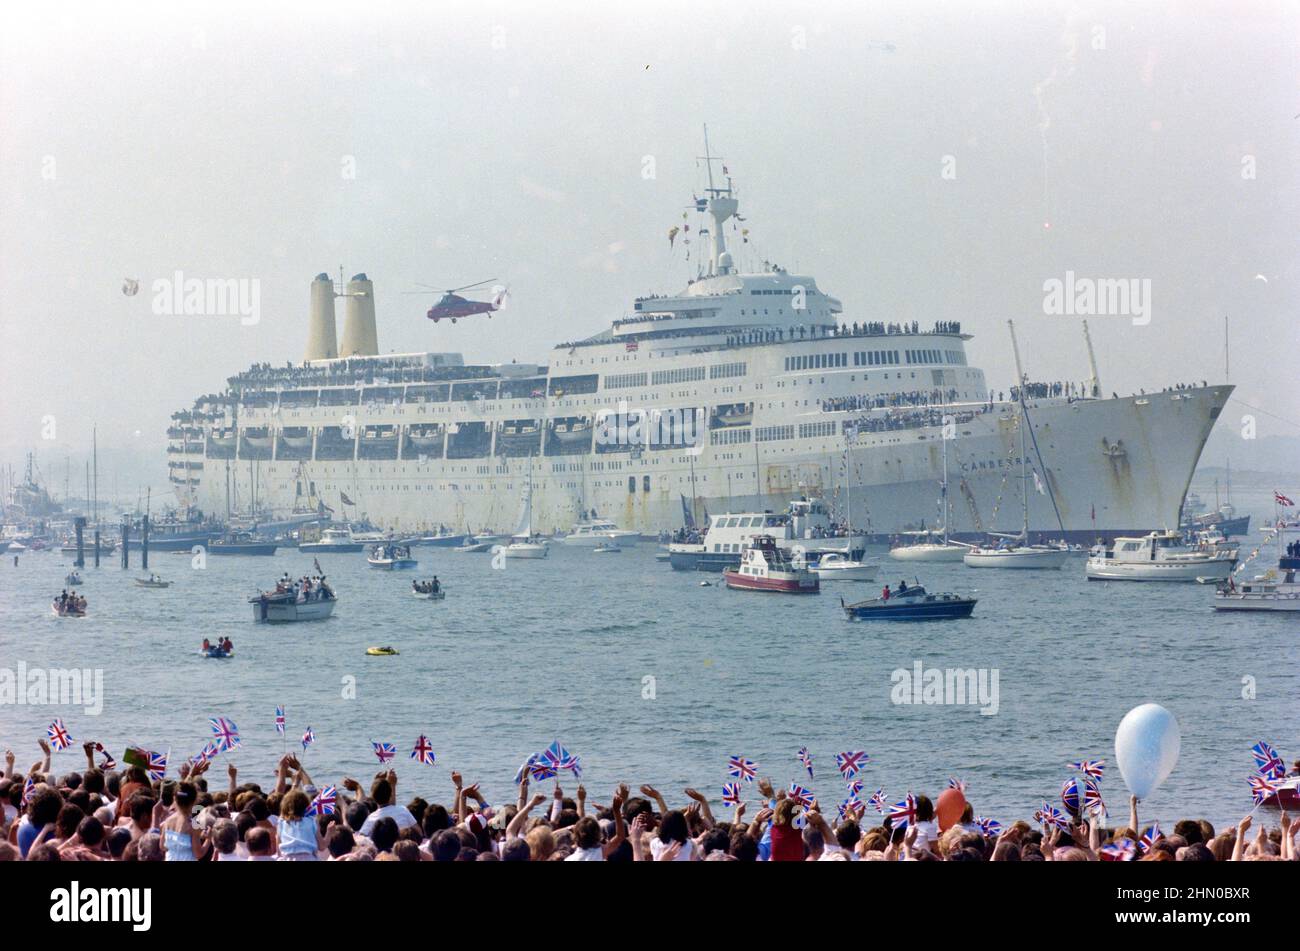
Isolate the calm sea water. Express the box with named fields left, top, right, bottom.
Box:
left=1, top=522, right=1295, bottom=832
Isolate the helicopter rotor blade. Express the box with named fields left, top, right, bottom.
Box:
left=448, top=278, right=497, bottom=293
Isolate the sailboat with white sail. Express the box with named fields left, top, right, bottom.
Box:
left=503, top=455, right=548, bottom=559
left=964, top=323, right=1069, bottom=570
left=890, top=419, right=968, bottom=562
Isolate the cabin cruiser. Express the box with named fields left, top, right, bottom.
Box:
left=560, top=518, right=641, bottom=547
left=367, top=543, right=418, bottom=569
left=249, top=576, right=337, bottom=622
left=723, top=535, right=819, bottom=593
left=1085, top=530, right=1237, bottom=582
left=811, top=551, right=877, bottom=582
left=841, top=582, right=977, bottom=620
left=668, top=497, right=864, bottom=572
left=299, top=527, right=365, bottom=553
left=1213, top=533, right=1300, bottom=610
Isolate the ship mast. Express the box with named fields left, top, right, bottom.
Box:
left=697, top=125, right=738, bottom=277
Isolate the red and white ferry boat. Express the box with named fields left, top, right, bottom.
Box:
left=723, top=535, right=820, bottom=594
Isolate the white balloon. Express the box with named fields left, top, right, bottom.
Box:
left=1114, top=703, right=1181, bottom=799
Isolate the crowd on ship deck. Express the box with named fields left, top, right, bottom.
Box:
left=4, top=743, right=1296, bottom=862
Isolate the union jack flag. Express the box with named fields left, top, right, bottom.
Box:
left=275, top=706, right=285, bottom=735
left=787, top=783, right=814, bottom=808
left=301, top=727, right=315, bottom=751
left=888, top=793, right=917, bottom=829
left=1275, top=491, right=1294, bottom=507
left=1039, top=802, right=1070, bottom=832
left=372, top=741, right=396, bottom=764
left=1067, top=759, right=1105, bottom=780
left=146, top=750, right=168, bottom=782
left=721, top=782, right=742, bottom=806
left=537, top=740, right=580, bottom=776
left=947, top=777, right=967, bottom=793
left=727, top=756, right=758, bottom=783
left=528, top=759, right=558, bottom=782
left=1252, top=741, right=1285, bottom=781
left=1100, top=838, right=1137, bottom=861
left=514, top=753, right=538, bottom=785
left=868, top=788, right=887, bottom=813
left=306, top=785, right=337, bottom=817
left=46, top=718, right=72, bottom=751
left=797, top=747, right=814, bottom=779
left=838, top=798, right=866, bottom=822
left=1249, top=774, right=1277, bottom=805
left=191, top=742, right=220, bottom=765
left=835, top=750, right=869, bottom=779
left=1060, top=777, right=1081, bottom=816
left=976, top=816, right=1002, bottom=836
left=1139, top=822, right=1163, bottom=852
left=22, top=775, right=35, bottom=805
left=410, top=734, right=436, bottom=766
left=845, top=779, right=864, bottom=798
left=209, top=716, right=240, bottom=752
left=1084, top=777, right=1106, bottom=816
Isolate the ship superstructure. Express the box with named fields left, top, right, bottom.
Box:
left=167, top=141, right=1230, bottom=541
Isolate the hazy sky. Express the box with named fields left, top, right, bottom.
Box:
left=2, top=0, right=1297, bottom=485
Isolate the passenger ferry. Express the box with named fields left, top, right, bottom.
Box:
left=1085, top=530, right=1237, bottom=582
left=164, top=135, right=1231, bottom=542
left=723, top=535, right=820, bottom=593
left=668, top=497, right=864, bottom=572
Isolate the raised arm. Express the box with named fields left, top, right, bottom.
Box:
left=507, top=793, right=547, bottom=840
left=684, top=788, right=715, bottom=828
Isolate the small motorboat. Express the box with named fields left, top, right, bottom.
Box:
left=249, top=580, right=338, bottom=623
left=592, top=541, right=622, bottom=554
left=65, top=571, right=82, bottom=585
left=366, top=646, right=400, bottom=656
left=455, top=540, right=494, bottom=553
left=201, top=645, right=234, bottom=658
left=52, top=598, right=87, bottom=618
left=411, top=580, right=446, bottom=600
left=811, top=551, right=877, bottom=582
left=841, top=583, right=977, bottom=620
left=135, top=575, right=172, bottom=588
left=367, top=544, right=418, bottom=569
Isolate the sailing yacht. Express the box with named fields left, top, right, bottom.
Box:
left=504, top=456, right=548, bottom=559
left=963, top=372, right=1069, bottom=570
left=889, top=425, right=968, bottom=562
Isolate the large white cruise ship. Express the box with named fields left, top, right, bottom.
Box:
left=166, top=150, right=1230, bottom=542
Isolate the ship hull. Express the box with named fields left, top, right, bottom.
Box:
left=176, top=387, right=1232, bottom=542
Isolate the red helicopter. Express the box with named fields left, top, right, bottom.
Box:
left=406, top=278, right=508, bottom=324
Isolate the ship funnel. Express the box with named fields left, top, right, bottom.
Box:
left=304, top=273, right=339, bottom=361
left=339, top=272, right=379, bottom=357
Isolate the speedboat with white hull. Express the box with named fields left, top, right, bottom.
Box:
left=1085, top=530, right=1237, bottom=582
left=812, top=551, right=877, bottom=582
left=560, top=519, right=640, bottom=547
